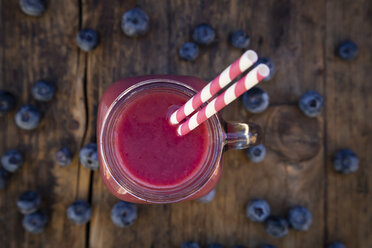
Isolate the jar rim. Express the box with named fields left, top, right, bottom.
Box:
left=99, top=78, right=224, bottom=203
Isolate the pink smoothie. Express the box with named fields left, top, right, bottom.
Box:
left=98, top=75, right=224, bottom=203
left=113, top=90, right=210, bottom=187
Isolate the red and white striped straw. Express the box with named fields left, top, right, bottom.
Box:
left=169, top=50, right=258, bottom=125
left=177, top=64, right=270, bottom=136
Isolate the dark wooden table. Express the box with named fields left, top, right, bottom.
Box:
left=1, top=0, right=371, bottom=247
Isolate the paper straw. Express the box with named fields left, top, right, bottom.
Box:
left=169, top=50, right=258, bottom=125
left=177, top=64, right=270, bottom=136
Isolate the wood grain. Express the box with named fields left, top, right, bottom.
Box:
left=0, top=0, right=371, bottom=247
left=169, top=0, right=326, bottom=247
left=82, top=0, right=172, bottom=247
left=325, top=0, right=372, bottom=246
left=0, top=0, right=89, bottom=247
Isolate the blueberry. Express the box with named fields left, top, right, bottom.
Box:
left=287, top=206, right=312, bottom=231
left=56, top=146, right=73, bottom=167
left=336, top=40, right=358, bottom=60
left=333, top=149, right=359, bottom=174
left=298, top=90, right=324, bottom=117
left=79, top=143, right=98, bottom=170
left=192, top=23, right=216, bottom=46
left=179, top=42, right=199, bottom=61
left=264, top=216, right=289, bottom=238
left=230, top=30, right=250, bottom=49
left=242, top=87, right=269, bottom=114
left=1, top=149, right=23, bottom=173
left=22, top=211, right=48, bottom=234
left=0, top=90, right=16, bottom=116
left=121, top=7, right=149, bottom=37
left=0, top=167, right=10, bottom=189
left=328, top=242, right=346, bottom=248
left=14, top=105, right=42, bottom=130
left=17, top=191, right=42, bottom=214
left=31, top=81, right=55, bottom=102
left=245, top=144, right=266, bottom=163
left=208, top=244, right=224, bottom=248
left=76, top=29, right=99, bottom=52
left=111, top=201, right=138, bottom=228
left=246, top=199, right=270, bottom=222
left=256, top=57, right=275, bottom=81
left=197, top=188, right=216, bottom=203
left=260, top=245, right=276, bottom=248
left=19, top=0, right=45, bottom=17
left=181, top=241, right=200, bottom=248
left=67, top=200, right=92, bottom=225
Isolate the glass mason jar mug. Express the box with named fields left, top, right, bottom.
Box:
left=97, top=75, right=261, bottom=204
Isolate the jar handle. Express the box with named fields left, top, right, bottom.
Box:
left=224, top=122, right=262, bottom=150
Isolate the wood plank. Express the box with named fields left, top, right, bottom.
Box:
left=0, top=1, right=88, bottom=247
left=82, top=0, right=172, bottom=247
left=82, top=0, right=329, bottom=247
left=325, top=0, right=372, bottom=247
left=165, top=0, right=326, bottom=247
